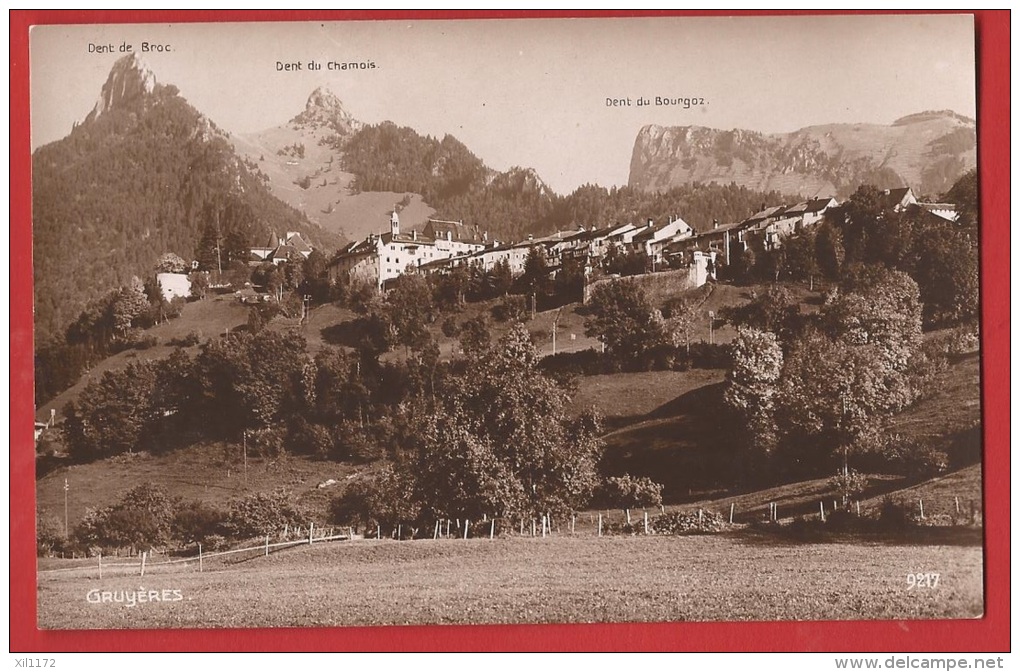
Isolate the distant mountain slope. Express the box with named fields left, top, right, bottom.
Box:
left=32, top=54, right=340, bottom=344
left=231, top=87, right=435, bottom=243
left=629, top=111, right=977, bottom=199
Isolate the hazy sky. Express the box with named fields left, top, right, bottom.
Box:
left=30, top=14, right=976, bottom=194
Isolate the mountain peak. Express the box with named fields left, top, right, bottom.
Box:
left=85, top=53, right=157, bottom=123
left=291, top=86, right=361, bottom=135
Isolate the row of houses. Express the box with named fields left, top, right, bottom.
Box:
left=326, top=187, right=959, bottom=293
left=326, top=209, right=705, bottom=291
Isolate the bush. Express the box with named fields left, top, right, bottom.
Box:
left=72, top=484, right=180, bottom=551
left=37, top=515, right=66, bottom=557
left=599, top=474, right=663, bottom=510
left=288, top=419, right=334, bottom=458
left=492, top=295, right=528, bottom=323
left=227, top=489, right=305, bottom=539
left=877, top=497, right=915, bottom=531
left=652, top=510, right=727, bottom=535
left=923, top=325, right=980, bottom=357
left=539, top=349, right=608, bottom=377
left=884, top=436, right=950, bottom=479
left=174, top=500, right=228, bottom=545
left=827, top=469, right=868, bottom=503
left=169, top=331, right=201, bottom=347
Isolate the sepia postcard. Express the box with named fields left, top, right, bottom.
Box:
left=22, top=12, right=996, bottom=642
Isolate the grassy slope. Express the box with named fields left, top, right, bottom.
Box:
left=37, top=535, right=983, bottom=628
left=37, top=294, right=249, bottom=424
left=231, top=124, right=435, bottom=242
left=36, top=442, right=364, bottom=529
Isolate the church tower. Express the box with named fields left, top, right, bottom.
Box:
left=390, top=209, right=400, bottom=236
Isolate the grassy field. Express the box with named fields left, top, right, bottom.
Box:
left=36, top=442, right=361, bottom=529
left=37, top=534, right=983, bottom=629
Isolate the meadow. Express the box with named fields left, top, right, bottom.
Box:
left=37, top=533, right=983, bottom=629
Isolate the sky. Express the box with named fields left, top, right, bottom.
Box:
left=30, top=14, right=977, bottom=195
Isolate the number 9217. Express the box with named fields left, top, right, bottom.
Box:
left=907, top=572, right=940, bottom=589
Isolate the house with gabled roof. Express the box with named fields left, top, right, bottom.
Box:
left=630, top=216, right=694, bottom=268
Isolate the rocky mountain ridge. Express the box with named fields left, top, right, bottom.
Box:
left=629, top=111, right=977, bottom=199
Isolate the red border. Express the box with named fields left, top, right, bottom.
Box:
left=10, top=10, right=1009, bottom=652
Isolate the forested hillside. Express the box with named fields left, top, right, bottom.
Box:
left=32, top=58, right=340, bottom=345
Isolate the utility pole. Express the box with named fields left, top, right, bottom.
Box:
left=63, top=478, right=69, bottom=538
left=552, top=307, right=564, bottom=355
left=215, top=209, right=223, bottom=278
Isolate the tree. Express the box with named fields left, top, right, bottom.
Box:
left=387, top=324, right=604, bottom=522
left=784, top=231, right=820, bottom=289
left=822, top=265, right=922, bottom=372
left=111, top=279, right=150, bottom=336
left=910, top=224, right=979, bottom=327
left=387, top=272, right=435, bottom=354
left=723, top=284, right=802, bottom=347
left=723, top=327, right=783, bottom=478
left=662, top=293, right=699, bottom=354
left=459, top=315, right=491, bottom=358
left=188, top=270, right=209, bottom=300
left=584, top=281, right=666, bottom=365
left=300, top=248, right=331, bottom=303
left=943, top=169, right=978, bottom=231
left=775, top=332, right=913, bottom=478
left=814, top=220, right=845, bottom=280
left=63, top=360, right=159, bottom=461
left=155, top=252, right=189, bottom=274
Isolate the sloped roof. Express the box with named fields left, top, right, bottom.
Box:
left=422, top=219, right=486, bottom=243
left=285, top=232, right=313, bottom=253
left=879, top=187, right=914, bottom=210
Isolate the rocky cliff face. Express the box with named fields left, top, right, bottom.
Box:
left=83, top=53, right=158, bottom=124
left=628, top=111, right=977, bottom=199
left=290, top=86, right=363, bottom=136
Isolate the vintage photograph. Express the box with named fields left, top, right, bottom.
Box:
left=30, top=14, right=983, bottom=629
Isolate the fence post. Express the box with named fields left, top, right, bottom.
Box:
left=643, top=511, right=649, bottom=534
left=531, top=519, right=536, bottom=537
left=919, top=499, right=925, bottom=519
left=820, top=501, right=826, bottom=522
left=265, top=535, right=270, bottom=557
left=199, top=542, right=203, bottom=573
left=729, top=503, right=735, bottom=524
left=598, top=513, right=603, bottom=537
left=699, top=508, right=704, bottom=525
left=309, top=522, right=314, bottom=545
left=98, top=552, right=102, bottom=580
left=284, top=524, right=289, bottom=539
left=397, top=524, right=401, bottom=540
left=490, top=519, right=495, bottom=540
left=541, top=515, right=546, bottom=538
left=139, top=551, right=147, bottom=578
left=464, top=520, right=469, bottom=540
left=955, top=496, right=961, bottom=514
left=434, top=521, right=440, bottom=539
left=571, top=514, right=576, bottom=535
left=625, top=508, right=631, bottom=525
left=856, top=500, right=861, bottom=516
